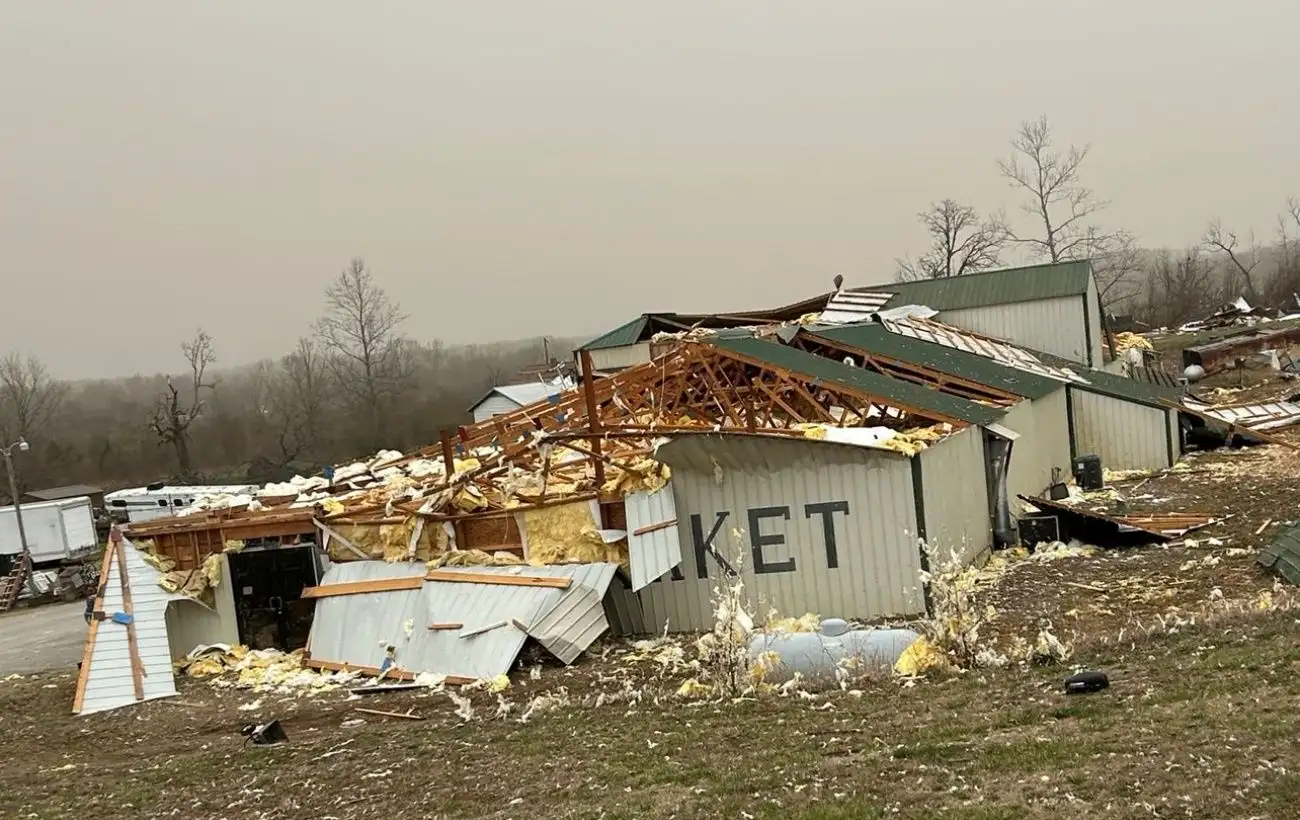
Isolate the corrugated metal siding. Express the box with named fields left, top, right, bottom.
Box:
left=940, top=296, right=1090, bottom=366
left=1000, top=390, right=1071, bottom=500
left=588, top=343, right=653, bottom=371
left=1069, top=388, right=1172, bottom=471
left=306, top=562, right=619, bottom=679
left=625, top=485, right=682, bottom=590
left=529, top=585, right=607, bottom=663
left=78, top=540, right=181, bottom=714
left=919, top=426, right=990, bottom=566
left=819, top=290, right=895, bottom=324
left=471, top=393, right=523, bottom=423
left=636, top=436, right=923, bottom=633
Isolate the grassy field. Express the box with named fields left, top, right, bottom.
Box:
left=3, top=605, right=1300, bottom=819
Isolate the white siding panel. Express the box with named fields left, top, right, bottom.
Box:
left=625, top=485, right=683, bottom=591
left=1070, top=388, right=1172, bottom=472
left=1001, top=390, right=1071, bottom=500
left=78, top=539, right=183, bottom=715
left=919, top=426, right=990, bottom=566
left=637, top=436, right=923, bottom=633
left=940, top=296, right=1090, bottom=366
left=471, top=394, right=524, bottom=424
left=589, top=343, right=652, bottom=371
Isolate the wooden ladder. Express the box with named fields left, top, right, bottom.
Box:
left=0, top=562, right=27, bottom=612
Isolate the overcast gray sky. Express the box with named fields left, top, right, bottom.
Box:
left=3, top=1, right=1296, bottom=379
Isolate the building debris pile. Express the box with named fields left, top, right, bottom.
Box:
left=123, top=339, right=986, bottom=573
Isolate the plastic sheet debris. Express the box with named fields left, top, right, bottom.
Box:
left=752, top=620, right=919, bottom=683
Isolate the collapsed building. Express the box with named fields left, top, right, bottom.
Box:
left=77, top=260, right=1294, bottom=702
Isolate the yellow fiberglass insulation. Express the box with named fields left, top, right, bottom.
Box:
left=522, top=502, right=627, bottom=566
left=433, top=549, right=526, bottom=568
left=327, top=518, right=448, bottom=563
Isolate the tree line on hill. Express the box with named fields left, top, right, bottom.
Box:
left=0, top=260, right=577, bottom=500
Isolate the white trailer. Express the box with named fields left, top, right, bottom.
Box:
left=0, top=497, right=98, bottom=564
left=104, top=484, right=258, bottom=524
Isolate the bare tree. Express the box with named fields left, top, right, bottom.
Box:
left=1201, top=220, right=1262, bottom=303
left=1143, top=247, right=1214, bottom=328
left=316, top=258, right=411, bottom=449
left=0, top=353, right=67, bottom=445
left=150, top=329, right=217, bottom=475
left=895, top=199, right=1009, bottom=281
left=268, top=337, right=330, bottom=462
left=999, top=116, right=1110, bottom=264
left=1271, top=197, right=1300, bottom=307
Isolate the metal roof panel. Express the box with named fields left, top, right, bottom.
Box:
left=708, top=336, right=1005, bottom=426
left=854, top=261, right=1093, bottom=311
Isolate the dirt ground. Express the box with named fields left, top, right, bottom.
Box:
left=2, top=432, right=1299, bottom=819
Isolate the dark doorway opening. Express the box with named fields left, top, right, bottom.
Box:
left=228, top=546, right=320, bottom=651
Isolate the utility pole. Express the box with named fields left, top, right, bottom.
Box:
left=1, top=439, right=37, bottom=596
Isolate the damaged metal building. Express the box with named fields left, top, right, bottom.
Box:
left=105, top=259, right=1208, bottom=685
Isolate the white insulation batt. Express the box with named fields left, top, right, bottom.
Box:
left=74, top=535, right=185, bottom=715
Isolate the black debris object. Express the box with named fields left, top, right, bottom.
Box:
left=1064, top=670, right=1110, bottom=695
left=241, top=719, right=289, bottom=746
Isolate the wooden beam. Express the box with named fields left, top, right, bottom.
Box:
left=301, top=576, right=426, bottom=599
left=303, top=657, right=478, bottom=686
left=424, top=570, right=571, bottom=589
left=427, top=622, right=464, bottom=630
left=440, top=429, right=458, bottom=478
left=579, top=349, right=607, bottom=491
left=632, top=519, right=678, bottom=537
left=72, top=537, right=120, bottom=714
left=114, top=539, right=145, bottom=702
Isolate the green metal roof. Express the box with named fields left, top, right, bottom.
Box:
left=579, top=316, right=650, bottom=351
left=1033, top=350, right=1182, bottom=408
left=859, top=261, right=1093, bottom=311
left=1258, top=522, right=1300, bottom=585
left=807, top=323, right=1063, bottom=401
left=708, top=336, right=1004, bottom=426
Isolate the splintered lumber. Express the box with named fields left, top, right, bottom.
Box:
left=354, top=707, right=425, bottom=721
left=301, top=577, right=425, bottom=599
left=423, top=570, right=571, bottom=589
left=427, top=622, right=463, bottom=630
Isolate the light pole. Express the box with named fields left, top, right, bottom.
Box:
left=1, top=438, right=37, bottom=596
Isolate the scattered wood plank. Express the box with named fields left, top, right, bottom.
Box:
left=424, top=570, right=570, bottom=589
left=301, top=577, right=425, bottom=599
left=427, top=622, right=463, bottom=630
left=114, top=540, right=146, bottom=701
left=1256, top=519, right=1273, bottom=536
left=354, top=707, right=425, bottom=721
left=632, top=519, right=678, bottom=537
left=1065, top=581, right=1110, bottom=593
left=458, top=620, right=511, bottom=639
